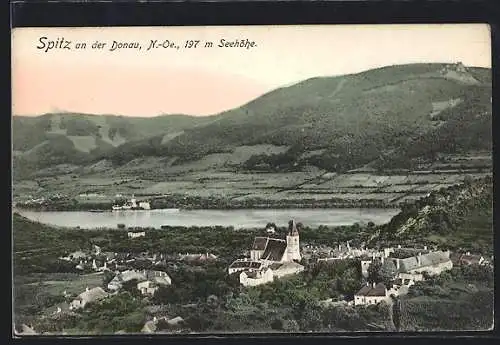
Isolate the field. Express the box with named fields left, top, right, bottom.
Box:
left=13, top=272, right=105, bottom=322
left=13, top=154, right=492, bottom=210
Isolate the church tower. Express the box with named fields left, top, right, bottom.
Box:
left=286, top=220, right=301, bottom=262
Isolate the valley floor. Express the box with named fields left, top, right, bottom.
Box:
left=13, top=163, right=491, bottom=211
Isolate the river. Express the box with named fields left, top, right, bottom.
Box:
left=17, top=208, right=400, bottom=230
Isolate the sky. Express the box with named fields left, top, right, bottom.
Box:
left=11, top=24, right=491, bottom=117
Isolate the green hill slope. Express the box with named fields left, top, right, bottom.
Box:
left=105, top=62, right=491, bottom=171
left=368, top=175, right=493, bottom=255
left=12, top=113, right=214, bottom=178
left=13, top=62, right=491, bottom=176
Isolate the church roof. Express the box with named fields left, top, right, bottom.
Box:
left=252, top=237, right=268, bottom=251
left=262, top=239, right=287, bottom=261
left=270, top=261, right=304, bottom=271
left=229, top=260, right=262, bottom=269
left=289, top=220, right=299, bottom=236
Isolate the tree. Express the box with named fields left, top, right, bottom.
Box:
left=271, top=318, right=284, bottom=331
left=367, top=260, right=382, bottom=284
left=379, top=261, right=397, bottom=286
left=102, top=270, right=115, bottom=287
left=122, top=279, right=141, bottom=296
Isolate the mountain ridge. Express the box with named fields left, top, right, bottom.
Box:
left=13, top=62, right=492, bottom=179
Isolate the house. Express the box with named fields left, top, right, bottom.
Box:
left=141, top=316, right=167, bottom=333
left=107, top=269, right=147, bottom=291
left=139, top=201, right=151, bottom=210
left=354, top=283, right=388, bottom=306
left=398, top=271, right=424, bottom=282
left=457, top=252, right=485, bottom=266
left=137, top=271, right=172, bottom=296
left=167, top=316, right=184, bottom=326
left=228, top=259, right=264, bottom=275
left=68, top=250, right=88, bottom=260
left=360, top=257, right=373, bottom=278
left=46, top=302, right=70, bottom=316
left=239, top=262, right=304, bottom=287
left=181, top=253, right=218, bottom=262
left=240, top=268, right=274, bottom=287
left=137, top=280, right=159, bottom=296
left=128, top=231, right=146, bottom=239
left=141, top=316, right=184, bottom=333
left=146, top=270, right=172, bottom=286
left=69, top=287, right=108, bottom=310
left=393, top=250, right=453, bottom=276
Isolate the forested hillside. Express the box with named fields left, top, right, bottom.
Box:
left=13, top=63, right=491, bottom=177
left=369, top=175, right=493, bottom=255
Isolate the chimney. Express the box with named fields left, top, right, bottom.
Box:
left=86, top=286, right=89, bottom=292
left=398, top=244, right=401, bottom=249
left=372, top=282, right=376, bottom=289
left=366, top=281, right=369, bottom=287
left=381, top=256, right=385, bottom=264
left=417, top=253, right=422, bottom=266
left=396, top=259, right=400, bottom=270
left=424, top=246, right=427, bottom=251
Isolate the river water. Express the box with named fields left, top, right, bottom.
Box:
left=17, top=208, right=400, bottom=230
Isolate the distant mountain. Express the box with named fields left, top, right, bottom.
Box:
left=12, top=113, right=216, bottom=178
left=13, top=62, right=492, bottom=177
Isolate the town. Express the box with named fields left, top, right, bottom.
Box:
left=15, top=216, right=493, bottom=335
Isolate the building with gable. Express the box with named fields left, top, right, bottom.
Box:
left=394, top=250, right=453, bottom=278
left=228, top=220, right=304, bottom=287
left=69, top=287, right=108, bottom=310
left=354, top=282, right=388, bottom=306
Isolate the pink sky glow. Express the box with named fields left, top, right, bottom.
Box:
left=12, top=24, right=491, bottom=117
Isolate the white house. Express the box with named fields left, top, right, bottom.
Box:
left=128, top=231, right=146, bottom=239
left=147, top=270, right=172, bottom=286
left=69, top=287, right=108, bottom=310
left=360, top=259, right=373, bottom=278
left=240, top=268, right=274, bottom=287
left=394, top=250, right=453, bottom=276
left=107, top=269, right=147, bottom=291
left=139, top=201, right=151, bottom=210
left=228, top=259, right=264, bottom=275
left=137, top=280, right=159, bottom=296
left=354, top=282, right=388, bottom=306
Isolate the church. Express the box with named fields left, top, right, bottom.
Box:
left=228, top=220, right=304, bottom=286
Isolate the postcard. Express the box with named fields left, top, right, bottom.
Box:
left=11, top=24, right=493, bottom=336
